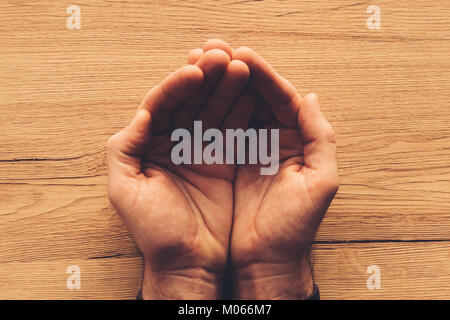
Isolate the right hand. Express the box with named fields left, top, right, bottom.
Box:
left=195, top=41, right=339, bottom=299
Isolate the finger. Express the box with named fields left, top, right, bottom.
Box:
left=299, top=94, right=337, bottom=174
left=252, top=95, right=276, bottom=126
left=203, top=39, right=233, bottom=59
left=188, top=39, right=233, bottom=66
left=221, top=88, right=257, bottom=166
left=233, top=47, right=300, bottom=128
left=107, top=109, right=152, bottom=177
left=198, top=60, right=250, bottom=130
left=172, top=49, right=230, bottom=129
left=221, top=86, right=257, bottom=131
left=107, top=109, right=152, bottom=213
left=188, top=48, right=203, bottom=65
left=139, top=65, right=204, bottom=133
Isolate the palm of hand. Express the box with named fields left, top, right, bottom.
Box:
left=232, top=119, right=321, bottom=266
left=222, top=47, right=339, bottom=269
left=109, top=48, right=251, bottom=275
left=109, top=43, right=338, bottom=297
left=133, top=128, right=234, bottom=273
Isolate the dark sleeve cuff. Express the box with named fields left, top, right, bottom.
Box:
left=136, top=284, right=320, bottom=300
left=305, top=283, right=320, bottom=300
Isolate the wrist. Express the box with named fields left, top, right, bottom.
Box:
left=141, top=260, right=222, bottom=299
left=233, top=255, right=314, bottom=300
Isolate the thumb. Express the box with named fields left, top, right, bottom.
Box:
left=107, top=109, right=152, bottom=178
left=107, top=109, right=152, bottom=212
left=298, top=93, right=339, bottom=195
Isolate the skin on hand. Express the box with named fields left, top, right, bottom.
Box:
left=107, top=38, right=339, bottom=300
left=197, top=40, right=339, bottom=299
left=107, top=47, right=251, bottom=299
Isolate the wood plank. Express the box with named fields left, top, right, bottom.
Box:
left=0, top=256, right=143, bottom=300
left=0, top=177, right=138, bottom=264
left=1, top=0, right=449, bottom=164
left=1, top=1, right=449, bottom=243
left=1, top=176, right=449, bottom=244
left=1, top=243, right=448, bottom=299
left=314, top=242, right=450, bottom=299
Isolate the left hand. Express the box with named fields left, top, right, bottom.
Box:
left=107, top=46, right=250, bottom=299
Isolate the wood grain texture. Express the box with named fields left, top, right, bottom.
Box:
left=0, top=0, right=449, bottom=299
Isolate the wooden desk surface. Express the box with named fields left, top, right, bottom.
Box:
left=1, top=0, right=449, bottom=299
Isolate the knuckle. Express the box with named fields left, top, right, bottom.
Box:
left=107, top=181, right=122, bottom=209
left=313, top=170, right=339, bottom=197
left=324, top=125, right=336, bottom=144
left=233, top=46, right=255, bottom=61
left=328, top=173, right=340, bottom=195
left=107, top=187, right=115, bottom=205
left=106, top=134, right=119, bottom=152
left=108, top=190, right=119, bottom=210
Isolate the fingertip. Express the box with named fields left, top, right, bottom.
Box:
left=176, top=64, right=203, bottom=78
left=130, top=109, right=152, bottom=137
left=200, top=48, right=231, bottom=65
left=232, top=46, right=257, bottom=65
left=203, top=39, right=233, bottom=58
left=180, top=64, right=205, bottom=80
left=229, top=59, right=250, bottom=76
left=134, top=108, right=151, bottom=124
left=188, top=48, right=203, bottom=64
left=304, top=93, right=319, bottom=105
left=227, top=60, right=250, bottom=83
left=175, top=64, right=205, bottom=95
left=299, top=93, right=335, bottom=145
left=195, top=48, right=230, bottom=77
left=302, top=93, right=322, bottom=116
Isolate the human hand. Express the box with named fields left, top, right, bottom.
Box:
left=107, top=47, right=250, bottom=299
left=197, top=41, right=339, bottom=299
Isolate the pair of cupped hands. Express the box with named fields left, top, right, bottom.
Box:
left=107, top=39, right=339, bottom=299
